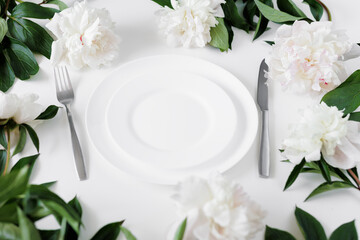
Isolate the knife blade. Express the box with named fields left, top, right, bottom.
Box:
left=257, top=59, right=270, bottom=178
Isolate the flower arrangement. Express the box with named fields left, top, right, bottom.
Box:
left=46, top=1, right=120, bottom=69
left=150, top=0, right=331, bottom=51
left=0, top=92, right=137, bottom=240
left=0, top=92, right=60, bottom=175
left=1, top=0, right=360, bottom=239
left=169, top=174, right=265, bottom=240
left=266, top=20, right=358, bottom=94
left=0, top=0, right=66, bottom=92
left=266, top=21, right=360, bottom=200
left=281, top=70, right=360, bottom=200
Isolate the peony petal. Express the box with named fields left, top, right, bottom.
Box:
left=343, top=44, right=360, bottom=60
left=0, top=93, right=19, bottom=119
left=13, top=94, right=44, bottom=124
left=50, top=39, right=66, bottom=66
left=172, top=176, right=212, bottom=213
left=323, top=131, right=360, bottom=169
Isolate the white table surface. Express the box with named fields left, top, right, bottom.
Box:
left=10, top=0, right=360, bottom=239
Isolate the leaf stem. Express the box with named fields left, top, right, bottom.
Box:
left=347, top=169, right=360, bottom=190
left=315, top=0, right=332, bottom=21
left=2, top=127, right=11, bottom=176
left=2, top=0, right=10, bottom=19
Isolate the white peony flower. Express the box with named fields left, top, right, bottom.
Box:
left=0, top=93, right=19, bottom=120
left=169, top=174, right=265, bottom=240
left=322, top=121, right=360, bottom=169
left=13, top=94, right=43, bottom=124
left=156, top=0, right=225, bottom=48
left=282, top=102, right=360, bottom=169
left=46, top=1, right=120, bottom=69
left=0, top=92, right=44, bottom=124
left=266, top=21, right=359, bottom=94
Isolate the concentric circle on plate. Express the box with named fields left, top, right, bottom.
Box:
left=85, top=55, right=258, bottom=184
left=105, top=71, right=237, bottom=170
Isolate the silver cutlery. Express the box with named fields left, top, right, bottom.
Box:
left=54, top=66, right=87, bottom=181
left=257, top=59, right=270, bottom=178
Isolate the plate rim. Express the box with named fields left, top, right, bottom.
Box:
left=85, top=54, right=259, bottom=184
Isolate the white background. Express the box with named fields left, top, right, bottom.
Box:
left=10, top=0, right=360, bottom=239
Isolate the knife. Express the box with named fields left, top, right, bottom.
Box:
left=257, top=59, right=270, bottom=178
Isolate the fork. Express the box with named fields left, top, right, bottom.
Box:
left=54, top=66, right=87, bottom=181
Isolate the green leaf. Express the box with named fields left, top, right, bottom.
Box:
left=11, top=154, right=39, bottom=177
left=277, top=0, right=307, bottom=18
left=329, top=220, right=358, bottom=240
left=222, top=0, right=249, bottom=32
left=22, top=124, right=39, bottom=152
left=44, top=0, right=68, bottom=11
left=301, top=167, right=321, bottom=174
left=0, top=1, right=6, bottom=17
left=243, top=0, right=259, bottom=29
left=209, top=18, right=229, bottom=52
left=329, top=167, right=352, bottom=184
left=151, top=0, right=172, bottom=8
left=40, top=181, right=57, bottom=189
left=265, top=225, right=296, bottom=240
left=11, top=2, right=59, bottom=19
left=349, top=112, right=360, bottom=122
left=90, top=221, right=124, bottom=240
left=12, top=125, right=27, bottom=156
left=36, top=105, right=59, bottom=120
left=0, top=202, right=18, bottom=224
left=17, top=207, right=41, bottom=240
left=7, top=17, right=53, bottom=59
left=0, top=166, right=30, bottom=206
left=303, top=0, right=323, bottom=21
left=223, top=20, right=234, bottom=50
left=25, top=200, right=52, bottom=221
left=174, top=218, right=187, bottom=240
left=39, top=230, right=60, bottom=240
left=305, top=181, right=355, bottom=201
left=28, top=185, right=82, bottom=234
left=254, top=0, right=306, bottom=23
left=121, top=227, right=137, bottom=240
left=63, top=196, right=83, bottom=240
left=0, top=150, right=6, bottom=174
left=321, top=70, right=360, bottom=115
left=58, top=218, right=67, bottom=240
left=0, top=222, right=21, bottom=240
left=68, top=197, right=82, bottom=218
left=0, top=50, right=15, bottom=92
left=253, top=13, right=269, bottom=40
left=284, top=159, right=306, bottom=190
left=0, top=126, right=7, bottom=148
left=295, top=207, right=327, bottom=240
left=7, top=0, right=16, bottom=13
left=265, top=40, right=275, bottom=45
left=0, top=18, right=7, bottom=42
left=317, top=159, right=331, bottom=183
left=3, top=36, right=39, bottom=80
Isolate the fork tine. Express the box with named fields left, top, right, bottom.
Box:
left=61, top=66, right=74, bottom=95
left=64, top=66, right=73, bottom=90
left=59, top=66, right=66, bottom=91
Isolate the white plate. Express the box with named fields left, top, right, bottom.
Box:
left=86, top=55, right=258, bottom=184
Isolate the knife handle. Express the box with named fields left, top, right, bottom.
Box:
left=259, top=110, right=270, bottom=178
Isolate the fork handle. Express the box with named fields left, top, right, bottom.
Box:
left=65, top=105, right=87, bottom=181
